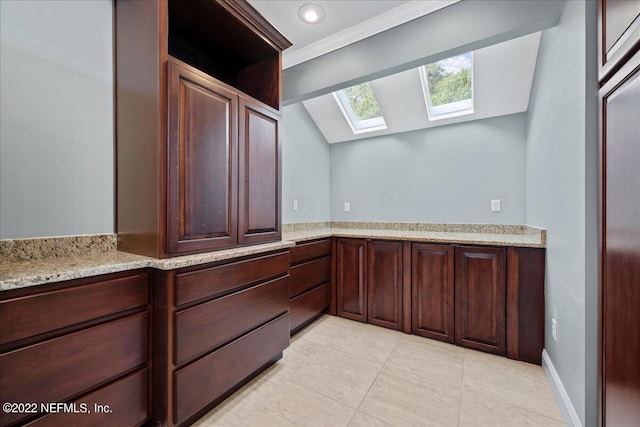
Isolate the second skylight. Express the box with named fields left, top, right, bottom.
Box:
left=419, top=52, right=474, bottom=120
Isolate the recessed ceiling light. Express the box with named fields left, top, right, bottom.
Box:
left=298, top=3, right=325, bottom=25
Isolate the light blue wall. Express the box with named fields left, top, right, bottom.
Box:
left=525, top=1, right=597, bottom=425
left=281, top=103, right=331, bottom=223
left=330, top=114, right=527, bottom=224
left=0, top=0, right=114, bottom=239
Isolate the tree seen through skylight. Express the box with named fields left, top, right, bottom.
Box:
left=425, top=52, right=472, bottom=106
left=343, top=82, right=382, bottom=121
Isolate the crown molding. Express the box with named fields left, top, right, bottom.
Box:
left=282, top=0, right=460, bottom=69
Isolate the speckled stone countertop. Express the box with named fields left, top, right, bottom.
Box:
left=2, top=223, right=545, bottom=291
left=0, top=238, right=294, bottom=291
left=282, top=222, right=546, bottom=248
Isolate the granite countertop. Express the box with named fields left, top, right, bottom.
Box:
left=1, top=222, right=545, bottom=291
left=0, top=239, right=294, bottom=291
left=282, top=222, right=546, bottom=248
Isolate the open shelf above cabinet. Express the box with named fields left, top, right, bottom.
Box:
left=168, top=0, right=290, bottom=110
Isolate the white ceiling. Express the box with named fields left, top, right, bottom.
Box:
left=248, top=0, right=458, bottom=68
left=302, top=32, right=542, bottom=144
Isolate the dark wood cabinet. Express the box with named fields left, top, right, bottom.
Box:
left=336, top=238, right=368, bottom=322
left=154, top=251, right=290, bottom=426
left=598, top=0, right=640, bottom=81
left=238, top=98, right=281, bottom=244
left=167, top=61, right=238, bottom=253
left=367, top=240, right=404, bottom=331
left=455, top=246, right=507, bottom=355
left=411, top=243, right=455, bottom=343
left=599, top=49, right=640, bottom=426
left=0, top=271, right=152, bottom=426
left=288, top=239, right=332, bottom=333
left=115, top=0, right=290, bottom=258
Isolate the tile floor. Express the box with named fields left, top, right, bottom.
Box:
left=193, top=315, right=564, bottom=427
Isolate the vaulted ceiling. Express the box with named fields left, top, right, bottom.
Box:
left=249, top=1, right=556, bottom=143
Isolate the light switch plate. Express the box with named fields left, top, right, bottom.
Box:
left=491, top=199, right=501, bottom=212
left=293, top=200, right=298, bottom=211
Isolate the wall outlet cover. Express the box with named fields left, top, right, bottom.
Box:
left=344, top=202, right=351, bottom=212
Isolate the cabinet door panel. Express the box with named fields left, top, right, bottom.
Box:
left=238, top=98, right=281, bottom=244
left=167, top=61, right=238, bottom=254
left=598, top=0, right=640, bottom=80
left=455, top=246, right=506, bottom=355
left=336, top=239, right=367, bottom=322
left=412, top=244, right=454, bottom=343
left=368, top=240, right=403, bottom=330
left=601, top=60, right=640, bottom=427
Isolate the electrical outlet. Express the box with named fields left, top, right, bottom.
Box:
left=552, top=318, right=558, bottom=342
left=344, top=202, right=351, bottom=213
left=491, top=199, right=501, bottom=212
left=293, top=200, right=298, bottom=211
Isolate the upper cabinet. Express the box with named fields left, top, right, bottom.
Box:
left=115, top=0, right=291, bottom=258
left=598, top=0, right=640, bottom=81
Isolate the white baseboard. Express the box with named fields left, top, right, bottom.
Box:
left=542, top=349, right=582, bottom=427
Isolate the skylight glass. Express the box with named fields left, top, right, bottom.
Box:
left=333, top=82, right=387, bottom=134
left=419, top=52, right=474, bottom=120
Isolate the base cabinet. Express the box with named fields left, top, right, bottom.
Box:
left=336, top=238, right=368, bottom=322
left=0, top=271, right=152, bottom=427
left=455, top=246, right=507, bottom=355
left=367, top=240, right=404, bottom=331
left=153, top=251, right=290, bottom=426
left=289, top=239, right=332, bottom=333
left=334, top=238, right=543, bottom=363
left=412, top=244, right=455, bottom=343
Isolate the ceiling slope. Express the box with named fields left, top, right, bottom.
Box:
left=283, top=0, right=563, bottom=105
left=303, top=32, right=542, bottom=143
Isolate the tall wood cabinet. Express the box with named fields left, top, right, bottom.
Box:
left=598, top=1, right=640, bottom=424
left=116, top=0, right=290, bottom=258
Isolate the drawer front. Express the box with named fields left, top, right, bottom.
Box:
left=0, top=272, right=149, bottom=346
left=290, top=282, right=330, bottom=333
left=290, top=239, right=331, bottom=265
left=175, top=276, right=288, bottom=365
left=289, top=256, right=331, bottom=297
left=175, top=251, right=289, bottom=306
left=26, top=368, right=149, bottom=427
left=174, top=313, right=289, bottom=425
left=0, top=313, right=148, bottom=426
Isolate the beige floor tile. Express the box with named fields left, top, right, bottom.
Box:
left=328, top=321, right=402, bottom=365
left=462, top=349, right=563, bottom=421
left=348, top=411, right=392, bottom=427
left=459, top=385, right=565, bottom=427
left=358, top=367, right=461, bottom=427
left=291, top=314, right=344, bottom=346
left=240, top=382, right=356, bottom=427
left=385, top=334, right=464, bottom=388
left=287, top=345, right=382, bottom=408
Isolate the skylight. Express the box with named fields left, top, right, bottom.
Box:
left=419, top=52, right=474, bottom=120
left=333, top=82, right=387, bottom=134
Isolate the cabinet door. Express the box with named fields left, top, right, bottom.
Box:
left=601, top=55, right=640, bottom=427
left=412, top=244, right=454, bottom=343
left=167, top=61, right=238, bottom=254
left=238, top=98, right=281, bottom=244
left=455, top=246, right=506, bottom=355
left=336, top=238, right=368, bottom=322
left=367, top=240, right=403, bottom=330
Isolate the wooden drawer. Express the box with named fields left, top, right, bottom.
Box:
left=26, top=368, right=149, bottom=427
left=174, top=313, right=289, bottom=425
left=0, top=271, right=149, bottom=346
left=289, top=256, right=331, bottom=298
left=175, top=276, right=288, bottom=365
left=175, top=251, right=289, bottom=307
left=290, top=239, right=331, bottom=265
left=290, top=282, right=329, bottom=333
left=0, top=313, right=148, bottom=426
